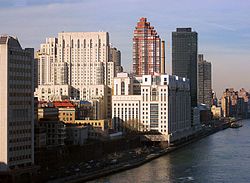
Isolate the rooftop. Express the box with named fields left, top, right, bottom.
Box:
left=53, top=101, right=75, bottom=108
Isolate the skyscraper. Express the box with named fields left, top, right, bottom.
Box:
left=37, top=32, right=114, bottom=87
left=37, top=38, right=58, bottom=85
left=0, top=35, right=34, bottom=171
left=57, top=32, right=111, bottom=86
left=133, top=17, right=161, bottom=76
left=110, top=46, right=123, bottom=76
left=36, top=32, right=117, bottom=119
left=172, top=28, right=198, bottom=107
left=198, top=54, right=212, bottom=107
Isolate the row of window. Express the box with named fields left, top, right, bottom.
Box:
left=9, top=121, right=31, bottom=126
left=9, top=137, right=32, bottom=143
left=9, top=154, right=32, bottom=162
left=114, top=103, right=139, bottom=106
left=9, top=92, right=32, bottom=97
left=9, top=145, right=31, bottom=151
left=60, top=39, right=106, bottom=49
left=9, top=101, right=32, bottom=105
left=9, top=129, right=31, bottom=135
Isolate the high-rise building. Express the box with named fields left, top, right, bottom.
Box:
left=37, top=32, right=115, bottom=87
left=0, top=36, right=34, bottom=171
left=133, top=17, right=161, bottom=76
left=57, top=32, right=111, bottom=86
left=37, top=38, right=57, bottom=85
left=36, top=32, right=117, bottom=119
left=110, top=46, right=123, bottom=76
left=198, top=54, right=212, bottom=107
left=172, top=28, right=198, bottom=107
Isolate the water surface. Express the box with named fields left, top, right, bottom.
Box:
left=91, top=120, right=250, bottom=183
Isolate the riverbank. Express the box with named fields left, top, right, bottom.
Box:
left=48, top=121, right=231, bottom=183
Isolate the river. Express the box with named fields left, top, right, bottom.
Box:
left=90, top=119, right=250, bottom=183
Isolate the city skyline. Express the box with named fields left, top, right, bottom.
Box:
left=0, top=0, right=249, bottom=96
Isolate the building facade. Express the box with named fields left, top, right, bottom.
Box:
left=35, top=84, right=110, bottom=119
left=110, top=46, right=123, bottom=76
left=0, top=36, right=34, bottom=171
left=172, top=28, right=198, bottom=107
left=65, top=125, right=88, bottom=145
left=211, top=105, right=222, bottom=119
left=133, top=17, right=162, bottom=76
left=221, top=88, right=238, bottom=117
left=221, top=88, right=250, bottom=118
left=35, top=32, right=117, bottom=119
left=39, top=119, right=66, bottom=147
left=57, top=32, right=111, bottom=86
left=37, top=38, right=58, bottom=85
left=198, top=54, right=212, bottom=107
left=53, top=101, right=76, bottom=123
left=112, top=73, right=192, bottom=143
left=75, top=119, right=109, bottom=131
left=37, top=32, right=114, bottom=87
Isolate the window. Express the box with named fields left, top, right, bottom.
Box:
left=77, top=39, right=80, bottom=48
left=63, top=40, right=65, bottom=48
left=99, top=39, right=101, bottom=48
left=90, top=39, right=92, bottom=48
left=115, top=84, right=118, bottom=95
left=121, top=81, right=125, bottom=95
left=152, top=88, right=157, bottom=101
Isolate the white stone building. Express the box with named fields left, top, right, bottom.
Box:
left=0, top=36, right=34, bottom=171
left=37, top=32, right=113, bottom=86
left=112, top=73, right=192, bottom=143
left=35, top=84, right=110, bottom=119
left=37, top=38, right=57, bottom=85
left=57, top=32, right=111, bottom=86
left=35, top=32, right=117, bottom=119
left=112, top=95, right=142, bottom=132
left=35, top=84, right=71, bottom=101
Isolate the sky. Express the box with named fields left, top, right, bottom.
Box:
left=0, top=0, right=249, bottom=97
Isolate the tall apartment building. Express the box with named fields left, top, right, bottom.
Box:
left=37, top=38, right=58, bottom=85
left=37, top=32, right=115, bottom=87
left=172, top=28, right=198, bottom=107
left=56, top=32, right=112, bottom=86
left=110, top=46, right=123, bottom=76
left=112, top=73, right=192, bottom=143
left=36, top=32, right=117, bottom=119
left=133, top=17, right=163, bottom=76
left=198, top=54, right=212, bottom=107
left=0, top=36, right=34, bottom=171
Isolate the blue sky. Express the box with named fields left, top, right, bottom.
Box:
left=0, top=0, right=249, bottom=96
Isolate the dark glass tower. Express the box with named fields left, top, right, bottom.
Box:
left=172, top=28, right=198, bottom=107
